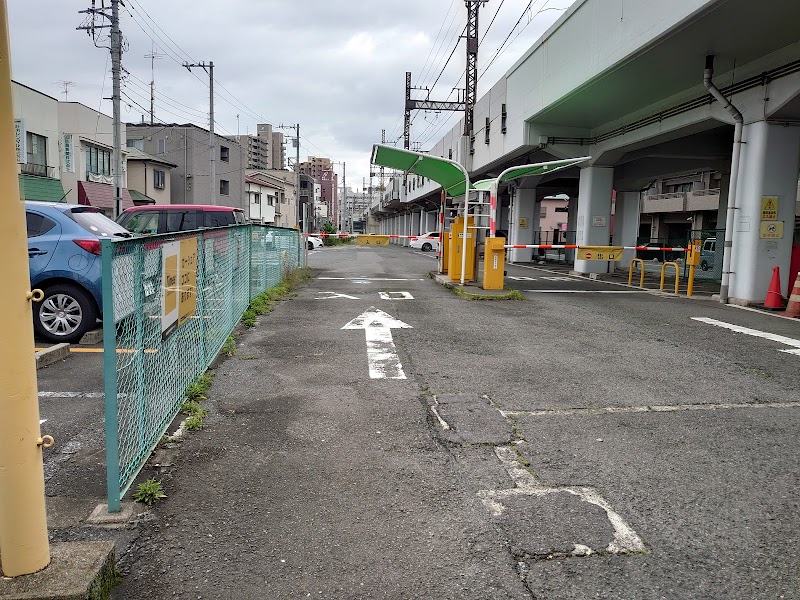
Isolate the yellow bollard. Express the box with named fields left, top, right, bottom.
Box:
left=660, top=262, right=680, bottom=294
left=0, top=0, right=51, bottom=576
left=628, top=258, right=645, bottom=288
left=685, top=241, right=701, bottom=297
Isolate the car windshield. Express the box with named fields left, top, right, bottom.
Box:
left=69, top=207, right=132, bottom=238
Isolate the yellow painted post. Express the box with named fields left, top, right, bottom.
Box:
left=686, top=241, right=701, bottom=297
left=628, top=258, right=645, bottom=288
left=482, top=237, right=506, bottom=290
left=660, top=262, right=680, bottom=294
left=440, top=230, right=450, bottom=274
left=0, top=0, right=52, bottom=577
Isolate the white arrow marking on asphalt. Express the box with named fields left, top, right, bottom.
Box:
left=692, top=317, right=800, bottom=356
left=315, top=291, right=360, bottom=300
left=342, top=307, right=412, bottom=379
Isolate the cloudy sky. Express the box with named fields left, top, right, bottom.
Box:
left=9, top=0, right=574, bottom=190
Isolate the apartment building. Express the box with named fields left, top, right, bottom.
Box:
left=299, top=156, right=338, bottom=227
left=230, top=123, right=285, bottom=171
left=127, top=123, right=245, bottom=210
left=246, top=169, right=298, bottom=229
left=125, top=147, right=177, bottom=205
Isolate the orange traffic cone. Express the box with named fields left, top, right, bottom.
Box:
left=785, top=273, right=800, bottom=318
left=763, top=266, right=785, bottom=310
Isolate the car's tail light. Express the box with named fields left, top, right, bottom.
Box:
left=73, top=239, right=101, bottom=256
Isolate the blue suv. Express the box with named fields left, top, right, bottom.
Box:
left=26, top=201, right=131, bottom=343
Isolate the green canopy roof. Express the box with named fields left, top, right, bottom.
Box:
left=371, top=144, right=469, bottom=197
left=496, top=157, right=591, bottom=183
left=19, top=174, right=66, bottom=203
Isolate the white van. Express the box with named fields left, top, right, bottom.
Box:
left=700, top=237, right=716, bottom=271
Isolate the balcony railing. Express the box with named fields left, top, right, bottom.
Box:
left=20, top=163, right=54, bottom=178
left=641, top=189, right=721, bottom=214
left=686, top=188, right=720, bottom=211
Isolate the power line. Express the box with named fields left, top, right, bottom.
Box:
left=416, top=0, right=460, bottom=87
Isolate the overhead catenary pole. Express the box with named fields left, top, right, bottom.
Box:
left=0, top=0, right=51, bottom=576
left=183, top=61, right=215, bottom=204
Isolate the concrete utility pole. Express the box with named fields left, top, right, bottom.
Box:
left=279, top=123, right=301, bottom=228
left=0, top=0, right=52, bottom=576
left=184, top=61, right=215, bottom=204
left=78, top=0, right=124, bottom=217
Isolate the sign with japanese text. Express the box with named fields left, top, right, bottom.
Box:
left=577, top=246, right=623, bottom=261
left=759, top=221, right=783, bottom=239
left=761, top=196, right=778, bottom=221
left=161, top=238, right=198, bottom=339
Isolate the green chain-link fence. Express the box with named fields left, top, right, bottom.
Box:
left=102, top=224, right=301, bottom=511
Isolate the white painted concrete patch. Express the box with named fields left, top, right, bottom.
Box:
left=501, top=400, right=800, bottom=418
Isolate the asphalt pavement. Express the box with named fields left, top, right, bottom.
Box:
left=29, top=243, right=800, bottom=599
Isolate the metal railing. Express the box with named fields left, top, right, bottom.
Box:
left=19, top=162, right=53, bottom=178
left=101, top=224, right=302, bottom=511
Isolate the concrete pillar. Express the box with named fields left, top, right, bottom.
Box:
left=574, top=166, right=614, bottom=274
left=649, top=214, right=662, bottom=241
left=566, top=194, right=577, bottom=262
left=419, top=210, right=425, bottom=234
left=613, top=191, right=640, bottom=270
left=729, top=121, right=800, bottom=303
left=509, top=187, right=536, bottom=262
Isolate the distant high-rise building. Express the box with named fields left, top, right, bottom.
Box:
left=300, top=156, right=338, bottom=227
left=231, top=123, right=285, bottom=171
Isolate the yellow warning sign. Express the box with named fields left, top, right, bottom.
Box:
left=761, top=196, right=778, bottom=221
left=760, top=221, right=784, bottom=239
left=577, top=246, right=624, bottom=261
left=356, top=235, right=389, bottom=246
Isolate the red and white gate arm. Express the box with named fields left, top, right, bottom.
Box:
left=502, top=244, right=688, bottom=251
left=303, top=232, right=424, bottom=240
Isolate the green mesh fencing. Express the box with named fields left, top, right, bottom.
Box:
left=102, top=224, right=301, bottom=511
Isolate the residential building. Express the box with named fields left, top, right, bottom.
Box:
left=125, top=147, right=177, bottom=205
left=126, top=123, right=245, bottom=210
left=244, top=175, right=279, bottom=224
left=58, top=101, right=133, bottom=214
left=230, top=123, right=285, bottom=171
left=12, top=82, right=65, bottom=203
left=246, top=169, right=297, bottom=229
left=299, top=156, right=338, bottom=228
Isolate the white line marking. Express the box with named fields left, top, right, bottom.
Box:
left=523, top=290, right=645, bottom=294
left=379, top=291, right=414, bottom=300
left=315, top=291, right=360, bottom=300
left=477, top=446, right=646, bottom=555
left=319, top=277, right=425, bottom=281
left=692, top=317, right=800, bottom=355
left=342, top=307, right=412, bottom=379
left=40, top=419, right=47, bottom=425
left=501, top=400, right=800, bottom=418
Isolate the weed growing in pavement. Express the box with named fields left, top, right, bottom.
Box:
left=180, top=400, right=208, bottom=419
left=452, top=286, right=525, bottom=301
left=133, top=478, right=167, bottom=506
left=185, top=415, right=205, bottom=431
left=222, top=335, right=236, bottom=357
left=186, top=373, right=213, bottom=402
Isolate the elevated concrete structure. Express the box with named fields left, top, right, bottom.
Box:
left=372, top=0, right=800, bottom=304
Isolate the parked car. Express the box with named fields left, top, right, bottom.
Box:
left=410, top=231, right=441, bottom=252
left=26, top=201, right=132, bottom=342
left=116, top=204, right=246, bottom=234
left=307, top=235, right=324, bottom=250
left=636, top=241, right=681, bottom=262
left=700, top=237, right=716, bottom=271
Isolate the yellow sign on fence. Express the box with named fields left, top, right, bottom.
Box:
left=356, top=235, right=389, bottom=246
left=577, top=246, right=623, bottom=261
left=161, top=237, right=198, bottom=339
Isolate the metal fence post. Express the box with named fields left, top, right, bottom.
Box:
left=101, top=238, right=121, bottom=513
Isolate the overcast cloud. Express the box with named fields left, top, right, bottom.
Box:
left=9, top=0, right=574, bottom=189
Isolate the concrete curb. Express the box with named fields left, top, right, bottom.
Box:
left=431, top=273, right=524, bottom=300
left=0, top=541, right=115, bottom=600
left=35, top=344, right=70, bottom=370
left=78, top=329, right=103, bottom=345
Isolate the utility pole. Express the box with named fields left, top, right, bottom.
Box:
left=279, top=124, right=301, bottom=228
left=184, top=61, right=215, bottom=204
left=78, top=0, right=124, bottom=218
left=144, top=43, right=163, bottom=125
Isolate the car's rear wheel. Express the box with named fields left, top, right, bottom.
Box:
left=33, top=284, right=97, bottom=343
left=421, top=242, right=432, bottom=252
left=307, top=241, right=314, bottom=250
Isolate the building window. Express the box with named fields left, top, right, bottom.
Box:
left=86, top=144, right=111, bottom=178
left=501, top=103, right=507, bottom=133
left=158, top=138, right=166, bottom=154
left=153, top=169, right=166, bottom=189
left=448, top=149, right=453, bottom=160
left=220, top=146, right=230, bottom=162
left=485, top=117, right=490, bottom=144
left=539, top=206, right=547, bottom=218
left=127, top=138, right=144, bottom=151
left=253, top=193, right=261, bottom=205
left=220, top=179, right=230, bottom=195
left=26, top=132, right=47, bottom=166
